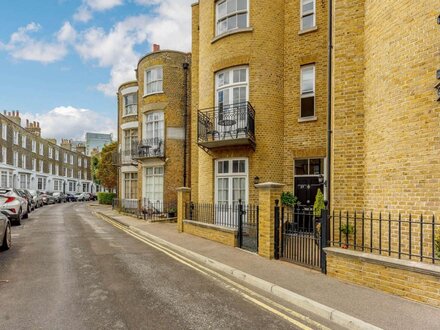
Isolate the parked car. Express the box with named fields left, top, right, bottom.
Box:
left=74, top=193, right=87, bottom=201
left=65, top=193, right=77, bottom=202
left=0, top=212, right=11, bottom=250
left=83, top=193, right=91, bottom=201
left=0, top=188, right=29, bottom=225
left=19, top=189, right=35, bottom=212
left=41, top=192, right=55, bottom=205
left=29, top=190, right=43, bottom=208
left=89, top=193, right=98, bottom=201
left=53, top=192, right=66, bottom=203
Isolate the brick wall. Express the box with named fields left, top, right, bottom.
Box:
left=183, top=220, right=237, bottom=247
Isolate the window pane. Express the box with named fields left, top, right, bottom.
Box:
left=301, top=67, right=314, bottom=93
left=218, top=19, right=227, bottom=34
left=226, top=0, right=236, bottom=14
left=302, top=14, right=314, bottom=29
left=302, top=0, right=314, bottom=13
left=301, top=96, right=315, bottom=118
left=218, top=1, right=226, bottom=18
left=237, top=0, right=246, bottom=11
left=237, top=13, right=247, bottom=28
left=310, top=159, right=322, bottom=175
left=227, top=15, right=237, bottom=30
left=295, top=160, right=308, bottom=175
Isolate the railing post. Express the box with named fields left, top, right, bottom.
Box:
left=274, top=200, right=280, bottom=260
left=238, top=199, right=243, bottom=248
left=177, top=187, right=191, bottom=233
left=320, top=208, right=329, bottom=274
left=255, top=182, right=284, bottom=259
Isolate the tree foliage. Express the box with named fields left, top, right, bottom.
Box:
left=95, top=141, right=117, bottom=190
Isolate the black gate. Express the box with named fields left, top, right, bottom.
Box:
left=275, top=201, right=328, bottom=273
left=238, top=202, right=259, bottom=253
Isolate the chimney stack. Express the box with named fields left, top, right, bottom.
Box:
left=153, top=44, right=160, bottom=52
left=26, top=120, right=41, bottom=137
left=5, top=110, right=22, bottom=126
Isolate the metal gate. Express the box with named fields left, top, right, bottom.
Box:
left=275, top=201, right=328, bottom=273
left=238, top=203, right=259, bottom=253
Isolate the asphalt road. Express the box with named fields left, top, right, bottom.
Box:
left=0, top=203, right=334, bottom=330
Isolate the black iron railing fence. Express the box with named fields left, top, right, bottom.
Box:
left=133, top=138, right=164, bottom=159
left=197, top=101, right=255, bottom=144
left=330, top=211, right=440, bottom=264
left=185, top=202, right=259, bottom=229
left=112, top=198, right=176, bottom=221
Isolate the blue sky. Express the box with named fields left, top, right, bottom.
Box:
left=0, top=0, right=192, bottom=141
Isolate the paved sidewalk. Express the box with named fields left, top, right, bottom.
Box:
left=90, top=204, right=440, bottom=330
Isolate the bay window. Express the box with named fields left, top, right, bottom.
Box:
left=144, top=112, right=164, bottom=153
left=145, top=67, right=163, bottom=95
left=216, top=0, right=248, bottom=36
left=124, top=93, right=138, bottom=116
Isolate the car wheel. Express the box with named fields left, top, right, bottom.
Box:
left=23, top=208, right=29, bottom=219
left=1, top=223, right=11, bottom=250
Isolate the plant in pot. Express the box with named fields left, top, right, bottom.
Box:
left=313, top=189, right=325, bottom=219
left=340, top=223, right=354, bottom=249
left=281, top=192, right=298, bottom=208
left=167, top=207, right=177, bottom=218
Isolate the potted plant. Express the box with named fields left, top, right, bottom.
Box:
left=340, top=223, right=354, bottom=248
left=313, top=188, right=325, bottom=219
left=167, top=207, right=177, bottom=218
left=281, top=192, right=298, bottom=208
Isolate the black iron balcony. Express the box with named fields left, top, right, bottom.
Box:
left=197, top=101, right=256, bottom=149
left=132, top=138, right=165, bottom=160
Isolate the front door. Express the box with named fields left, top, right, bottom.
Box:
left=294, top=176, right=320, bottom=210
left=215, top=159, right=248, bottom=227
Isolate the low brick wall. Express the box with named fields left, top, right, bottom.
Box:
left=183, top=220, right=237, bottom=247
left=325, top=247, right=440, bottom=308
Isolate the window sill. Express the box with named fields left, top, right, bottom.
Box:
left=122, top=113, right=138, bottom=118
left=211, top=27, right=254, bottom=44
left=298, top=26, right=318, bottom=36
left=143, top=91, right=164, bottom=98
left=298, top=116, right=317, bottom=123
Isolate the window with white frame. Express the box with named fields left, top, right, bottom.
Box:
left=39, top=160, right=43, bottom=172
left=21, top=154, right=26, bottom=169
left=37, top=177, right=46, bottom=190
left=123, top=172, right=138, bottom=199
left=55, top=164, right=59, bottom=176
left=22, top=135, right=26, bottom=148
left=78, top=157, right=82, bottom=166
left=55, top=149, right=59, bottom=160
left=123, top=129, right=138, bottom=154
left=1, top=123, right=6, bottom=140
left=19, top=173, right=30, bottom=189
left=83, top=170, right=87, bottom=180
left=48, top=147, right=53, bottom=159
left=70, top=168, right=73, bottom=178
left=1, top=171, right=8, bottom=187
left=145, top=67, right=163, bottom=95
left=216, top=66, right=248, bottom=107
left=32, top=159, right=36, bottom=171
left=1, top=147, right=6, bottom=164
left=13, top=130, right=19, bottom=145
left=70, top=155, right=74, bottom=165
left=301, top=0, right=316, bottom=31
left=64, top=153, right=67, bottom=163
left=84, top=159, right=88, bottom=168
left=144, top=167, right=163, bottom=203
left=54, top=179, right=62, bottom=191
left=216, top=0, right=248, bottom=36
left=32, top=140, right=36, bottom=153
left=124, top=92, right=138, bottom=116
left=49, top=163, right=52, bottom=175
left=64, top=168, right=68, bottom=177
left=300, top=65, right=315, bottom=118
left=144, top=112, right=164, bottom=148
left=78, top=171, right=82, bottom=180
left=39, top=143, right=44, bottom=156
left=215, top=159, right=248, bottom=207
left=13, top=152, right=18, bottom=167
left=68, top=181, right=75, bottom=192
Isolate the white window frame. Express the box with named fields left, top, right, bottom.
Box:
left=1, top=170, right=8, bottom=187
left=13, top=130, right=19, bottom=145
left=144, top=66, right=163, bottom=96
left=32, top=140, right=36, bottom=153
left=21, top=154, right=26, bottom=169
left=70, top=154, right=74, bottom=165
left=123, top=172, right=138, bottom=199
left=64, top=153, right=67, bottom=163
left=214, top=158, right=248, bottom=206
left=55, top=149, right=59, bottom=160
left=1, top=123, right=7, bottom=140
left=39, top=143, right=44, bottom=156
left=37, top=177, right=46, bottom=190
left=143, top=166, right=164, bottom=203
left=13, top=152, right=18, bottom=167
left=300, top=0, right=316, bottom=31
left=32, top=159, right=36, bottom=171
left=123, top=92, right=138, bottom=116
left=19, top=173, right=30, bottom=189
left=78, top=157, right=82, bottom=166
left=48, top=147, right=53, bottom=159
left=22, top=135, right=27, bottom=148
left=300, top=64, right=316, bottom=118
left=1, top=147, right=6, bottom=164
left=144, top=111, right=164, bottom=148
left=84, top=159, right=88, bottom=168
left=216, top=0, right=249, bottom=36
left=215, top=66, right=249, bottom=107
left=39, top=160, right=44, bottom=173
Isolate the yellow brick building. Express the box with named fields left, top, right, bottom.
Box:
left=116, top=47, right=191, bottom=208
left=190, top=0, right=328, bottom=209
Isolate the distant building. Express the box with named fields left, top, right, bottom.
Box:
left=85, top=132, right=112, bottom=156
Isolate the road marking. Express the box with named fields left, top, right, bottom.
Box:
left=97, top=214, right=331, bottom=330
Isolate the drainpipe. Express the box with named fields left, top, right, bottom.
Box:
left=183, top=62, right=190, bottom=187
left=326, top=0, right=333, bottom=208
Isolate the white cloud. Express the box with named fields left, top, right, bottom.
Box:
left=22, top=106, right=116, bottom=141
left=0, top=22, right=75, bottom=64
left=75, top=0, right=192, bottom=96
left=74, top=0, right=123, bottom=22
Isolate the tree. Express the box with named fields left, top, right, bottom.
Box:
left=91, top=155, right=100, bottom=186
left=95, top=141, right=117, bottom=190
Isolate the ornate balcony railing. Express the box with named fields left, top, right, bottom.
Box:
left=197, top=101, right=255, bottom=149
left=132, top=137, right=165, bottom=159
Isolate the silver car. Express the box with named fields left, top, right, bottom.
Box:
left=28, top=190, right=43, bottom=208
left=0, top=188, right=29, bottom=225
left=0, top=212, right=11, bottom=250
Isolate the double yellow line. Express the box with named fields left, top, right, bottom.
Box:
left=96, top=213, right=330, bottom=330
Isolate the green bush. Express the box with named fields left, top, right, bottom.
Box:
left=98, top=192, right=116, bottom=205
left=281, top=192, right=298, bottom=207
left=435, top=229, right=440, bottom=258
left=313, top=188, right=326, bottom=217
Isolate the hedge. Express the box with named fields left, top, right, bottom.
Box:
left=98, top=192, right=116, bottom=205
